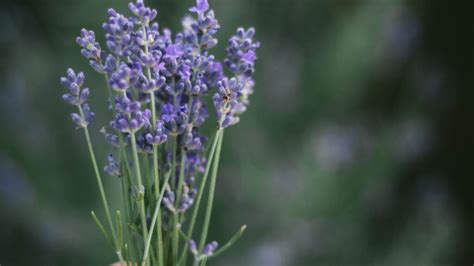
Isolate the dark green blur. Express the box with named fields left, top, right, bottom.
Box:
left=1, top=0, right=473, bottom=265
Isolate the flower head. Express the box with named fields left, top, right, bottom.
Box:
left=61, top=69, right=95, bottom=128
left=129, top=0, right=157, bottom=25
left=189, top=0, right=209, bottom=15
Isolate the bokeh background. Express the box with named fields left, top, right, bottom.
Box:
left=1, top=0, right=474, bottom=265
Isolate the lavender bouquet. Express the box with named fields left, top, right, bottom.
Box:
left=59, top=0, right=259, bottom=265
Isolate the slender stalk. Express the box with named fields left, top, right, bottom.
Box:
left=148, top=72, right=164, bottom=266
left=105, top=73, right=136, bottom=265
left=78, top=107, right=117, bottom=238
left=91, top=211, right=113, bottom=247
left=153, top=145, right=164, bottom=266
left=142, top=170, right=172, bottom=264
left=120, top=168, right=137, bottom=264
left=143, top=153, right=152, bottom=212
left=119, top=134, right=138, bottom=265
left=177, top=130, right=222, bottom=266
left=207, top=225, right=246, bottom=259
left=171, top=135, right=178, bottom=189
left=79, top=105, right=126, bottom=265
left=130, top=132, right=150, bottom=265
left=172, top=149, right=186, bottom=263
left=198, top=130, right=224, bottom=251
left=117, top=251, right=125, bottom=266
left=175, top=149, right=187, bottom=210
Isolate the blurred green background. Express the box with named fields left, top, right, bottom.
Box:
left=1, top=0, right=474, bottom=265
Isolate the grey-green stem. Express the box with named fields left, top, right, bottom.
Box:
left=198, top=130, right=224, bottom=251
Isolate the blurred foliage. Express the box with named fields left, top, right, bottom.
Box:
left=1, top=0, right=474, bottom=265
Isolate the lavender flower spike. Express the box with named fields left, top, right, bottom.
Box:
left=129, top=0, right=157, bottom=25
left=189, top=0, right=209, bottom=16
left=60, top=68, right=94, bottom=127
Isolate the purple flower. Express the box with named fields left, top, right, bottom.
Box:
left=184, top=127, right=203, bottom=151
left=115, top=95, right=141, bottom=113
left=101, top=127, right=121, bottom=148
left=202, top=241, right=218, bottom=256
left=213, top=78, right=244, bottom=128
left=82, top=103, right=95, bottom=124
left=136, top=132, right=153, bottom=154
left=145, top=120, right=168, bottom=145
left=109, top=63, right=140, bottom=91
left=111, top=101, right=151, bottom=133
left=178, top=185, right=197, bottom=212
left=225, top=27, right=260, bottom=77
left=60, top=69, right=95, bottom=128
left=104, top=154, right=121, bottom=177
left=210, top=27, right=259, bottom=128
left=162, top=190, right=176, bottom=212
left=189, top=240, right=198, bottom=255
left=189, top=0, right=209, bottom=15
left=129, top=0, right=157, bottom=25
left=103, top=9, right=135, bottom=57
left=76, top=29, right=106, bottom=73
left=161, top=103, right=188, bottom=135
left=165, top=44, right=184, bottom=58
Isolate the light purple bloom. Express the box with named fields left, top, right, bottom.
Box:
left=202, top=241, right=218, bottom=256
left=104, top=154, right=121, bottom=177
left=189, top=0, right=209, bottom=15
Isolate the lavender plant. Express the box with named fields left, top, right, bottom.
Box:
left=60, top=0, right=259, bottom=265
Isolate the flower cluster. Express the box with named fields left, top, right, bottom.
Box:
left=60, top=68, right=94, bottom=128
left=189, top=239, right=218, bottom=261
left=61, top=0, right=258, bottom=264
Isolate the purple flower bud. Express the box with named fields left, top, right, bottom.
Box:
left=82, top=103, right=95, bottom=124
left=145, top=120, right=168, bottom=145
left=129, top=0, right=157, bottom=25
left=202, top=241, right=218, bottom=256
left=189, top=0, right=209, bottom=16
left=71, top=113, right=87, bottom=128
left=104, top=154, right=121, bottom=177
left=189, top=240, right=198, bottom=255
left=79, top=88, right=90, bottom=104
left=165, top=44, right=184, bottom=58
left=77, top=29, right=103, bottom=68
left=109, top=63, right=139, bottom=91
left=62, top=93, right=79, bottom=106
left=162, top=197, right=175, bottom=212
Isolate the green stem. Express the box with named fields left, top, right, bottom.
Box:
left=119, top=135, right=138, bottom=265
left=142, top=170, right=172, bottom=265
left=143, top=153, right=152, bottom=212
left=207, top=225, right=246, bottom=259
left=130, top=132, right=150, bottom=265
left=175, top=149, right=187, bottom=208
left=153, top=145, right=164, bottom=266
left=149, top=87, right=164, bottom=266
left=172, top=148, right=186, bottom=262
left=117, top=251, right=125, bottom=266
left=177, top=130, right=222, bottom=266
left=120, top=168, right=137, bottom=264
left=198, top=130, right=224, bottom=251
left=171, top=135, right=178, bottom=189
left=78, top=106, right=117, bottom=241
